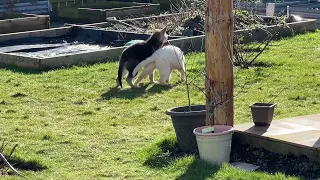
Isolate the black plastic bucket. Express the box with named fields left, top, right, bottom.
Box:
left=166, top=105, right=206, bottom=152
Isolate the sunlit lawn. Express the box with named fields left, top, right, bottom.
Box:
left=1, top=31, right=320, bottom=179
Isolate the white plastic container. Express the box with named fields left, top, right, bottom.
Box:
left=193, top=125, right=234, bottom=166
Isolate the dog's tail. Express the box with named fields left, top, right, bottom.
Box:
left=132, top=57, right=156, bottom=77
left=117, top=57, right=126, bottom=88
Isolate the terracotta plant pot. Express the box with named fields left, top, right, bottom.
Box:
left=250, top=103, right=276, bottom=126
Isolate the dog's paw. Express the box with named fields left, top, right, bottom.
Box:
left=134, top=82, right=145, bottom=87
left=159, top=82, right=170, bottom=86
left=114, top=83, right=121, bottom=89
left=131, top=84, right=139, bottom=89
left=139, top=83, right=146, bottom=87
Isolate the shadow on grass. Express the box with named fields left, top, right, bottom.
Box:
left=251, top=61, right=275, bottom=68
left=176, top=159, right=220, bottom=180
left=142, top=135, right=185, bottom=168
left=141, top=136, right=219, bottom=180
left=9, top=156, right=48, bottom=171
left=234, top=61, right=275, bottom=69
left=0, top=65, right=44, bottom=74
left=101, top=83, right=174, bottom=100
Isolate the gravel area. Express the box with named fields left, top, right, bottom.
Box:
left=230, top=143, right=320, bottom=179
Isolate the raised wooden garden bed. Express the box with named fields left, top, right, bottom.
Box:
left=167, top=18, right=316, bottom=53
left=0, top=0, right=50, bottom=14
left=0, top=12, right=49, bottom=34
left=65, top=13, right=185, bottom=34
left=238, top=1, right=313, bottom=15
left=70, top=13, right=317, bottom=52
left=289, top=3, right=320, bottom=28
left=52, top=0, right=160, bottom=23
left=0, top=10, right=316, bottom=71
left=74, top=12, right=309, bottom=36
left=0, top=26, right=180, bottom=70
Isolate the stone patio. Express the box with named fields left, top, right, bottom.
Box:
left=234, top=114, right=320, bottom=161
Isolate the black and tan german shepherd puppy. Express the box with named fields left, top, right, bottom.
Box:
left=116, top=27, right=168, bottom=88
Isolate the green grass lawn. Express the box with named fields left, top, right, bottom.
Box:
left=1, top=31, right=320, bottom=180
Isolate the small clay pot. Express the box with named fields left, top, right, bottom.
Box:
left=250, top=103, right=277, bottom=126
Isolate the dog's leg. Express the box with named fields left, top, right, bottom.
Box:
left=116, top=80, right=120, bottom=87
left=178, top=68, right=186, bottom=82
left=116, top=68, right=128, bottom=87
left=122, top=69, right=128, bottom=78
left=134, top=72, right=148, bottom=86
left=126, top=76, right=137, bottom=88
left=126, top=69, right=136, bottom=88
left=148, top=71, right=155, bottom=84
left=134, top=63, right=156, bottom=86
left=159, top=67, right=171, bottom=86
left=126, top=60, right=140, bottom=88
left=147, top=63, right=156, bottom=84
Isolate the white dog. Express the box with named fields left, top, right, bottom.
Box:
left=132, top=45, right=186, bottom=86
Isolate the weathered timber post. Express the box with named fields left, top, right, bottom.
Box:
left=205, top=0, right=234, bottom=126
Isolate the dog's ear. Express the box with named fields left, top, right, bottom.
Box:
left=160, top=26, right=167, bottom=34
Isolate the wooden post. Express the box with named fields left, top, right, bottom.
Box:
left=205, top=0, right=234, bottom=126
